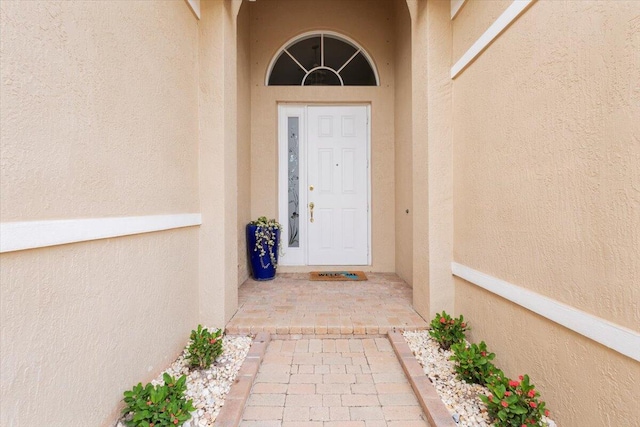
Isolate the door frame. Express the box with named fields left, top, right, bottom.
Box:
left=277, top=103, right=371, bottom=266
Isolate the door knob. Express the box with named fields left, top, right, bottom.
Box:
left=309, top=202, right=315, bottom=223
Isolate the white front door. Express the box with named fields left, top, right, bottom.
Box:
left=307, top=106, right=369, bottom=265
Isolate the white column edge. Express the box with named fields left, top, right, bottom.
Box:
left=450, top=0, right=467, bottom=20
left=186, top=0, right=201, bottom=19
left=451, top=0, right=535, bottom=78
left=452, top=262, right=640, bottom=362
left=1, top=214, right=202, bottom=253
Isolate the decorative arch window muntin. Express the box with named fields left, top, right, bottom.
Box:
left=266, top=31, right=380, bottom=86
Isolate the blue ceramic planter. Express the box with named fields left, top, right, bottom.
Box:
left=246, top=224, right=280, bottom=281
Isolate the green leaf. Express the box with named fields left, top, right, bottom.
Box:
left=497, top=410, right=507, bottom=421
left=494, top=384, right=506, bottom=399
left=133, top=410, right=150, bottom=422
left=177, top=375, right=187, bottom=388
left=163, top=372, right=172, bottom=385
left=511, top=406, right=527, bottom=414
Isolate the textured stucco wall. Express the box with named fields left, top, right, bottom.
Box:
left=0, top=0, right=200, bottom=221
left=409, top=0, right=454, bottom=319
left=453, top=1, right=640, bottom=424
left=248, top=0, right=396, bottom=272
left=394, top=0, right=413, bottom=286
left=1, top=231, right=199, bottom=427
left=0, top=1, right=201, bottom=425
left=409, top=0, right=430, bottom=317
left=452, top=0, right=510, bottom=61
left=237, top=3, right=251, bottom=285
left=457, top=278, right=640, bottom=425
left=198, top=0, right=239, bottom=327
left=425, top=0, right=453, bottom=316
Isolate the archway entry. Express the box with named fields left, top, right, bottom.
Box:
left=278, top=104, right=371, bottom=266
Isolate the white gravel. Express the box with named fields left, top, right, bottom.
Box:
left=118, top=334, right=252, bottom=427
left=403, top=330, right=556, bottom=427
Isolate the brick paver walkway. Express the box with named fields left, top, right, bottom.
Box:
left=239, top=337, right=430, bottom=427
left=226, top=273, right=428, bottom=336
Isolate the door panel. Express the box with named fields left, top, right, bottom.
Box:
left=307, top=106, right=368, bottom=265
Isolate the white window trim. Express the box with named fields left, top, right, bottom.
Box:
left=265, top=31, right=380, bottom=86
left=301, top=66, right=344, bottom=86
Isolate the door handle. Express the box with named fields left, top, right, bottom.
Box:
left=309, top=202, right=315, bottom=223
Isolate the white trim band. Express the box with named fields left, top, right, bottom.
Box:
left=0, top=214, right=202, bottom=253
left=450, top=0, right=467, bottom=20
left=451, top=0, right=535, bottom=78
left=452, top=262, right=640, bottom=362
left=186, top=0, right=201, bottom=19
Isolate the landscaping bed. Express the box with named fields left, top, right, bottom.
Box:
left=403, top=330, right=557, bottom=427
left=118, top=334, right=252, bottom=427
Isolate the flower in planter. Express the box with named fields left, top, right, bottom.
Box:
left=249, top=216, right=283, bottom=269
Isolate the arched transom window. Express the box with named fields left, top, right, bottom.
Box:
left=267, top=32, right=379, bottom=86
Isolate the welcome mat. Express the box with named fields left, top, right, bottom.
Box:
left=309, top=271, right=368, bottom=281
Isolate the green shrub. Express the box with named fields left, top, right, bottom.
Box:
left=428, top=311, right=469, bottom=350
left=122, top=373, right=194, bottom=427
left=186, top=324, right=223, bottom=369
left=450, top=341, right=501, bottom=385
left=479, top=374, right=549, bottom=427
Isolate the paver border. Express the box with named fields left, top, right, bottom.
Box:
left=215, top=331, right=454, bottom=427
left=213, top=332, right=271, bottom=427
left=388, top=331, right=457, bottom=427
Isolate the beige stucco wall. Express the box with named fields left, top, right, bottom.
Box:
left=409, top=0, right=454, bottom=319
left=237, top=3, right=251, bottom=285
left=453, top=0, right=640, bottom=424
left=424, top=0, right=453, bottom=317
left=248, top=0, right=396, bottom=272
left=0, top=0, right=200, bottom=221
left=198, top=0, right=240, bottom=327
left=457, top=278, right=640, bottom=425
left=1, top=231, right=199, bottom=427
left=0, top=1, right=201, bottom=426
left=452, top=0, right=510, bottom=61
left=394, top=0, right=413, bottom=286
left=409, top=0, right=430, bottom=317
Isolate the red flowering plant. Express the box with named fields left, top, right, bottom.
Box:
left=429, top=311, right=469, bottom=350
left=450, top=341, right=502, bottom=385
left=479, top=373, right=550, bottom=427
left=186, top=324, right=223, bottom=369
